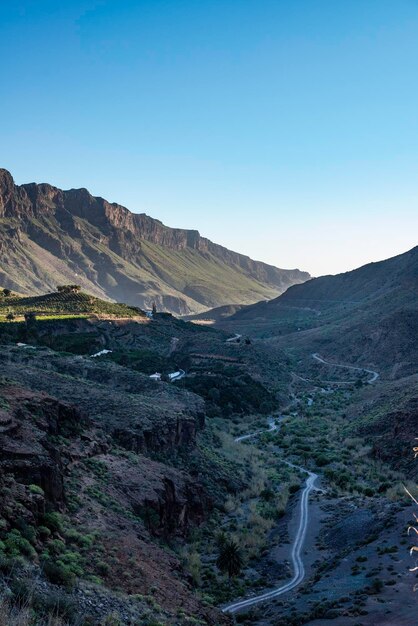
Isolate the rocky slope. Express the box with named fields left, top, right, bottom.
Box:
left=224, top=245, right=418, bottom=376
left=231, top=244, right=418, bottom=319
left=347, top=374, right=418, bottom=478
left=0, top=168, right=309, bottom=314
left=0, top=306, right=290, bottom=624
left=0, top=379, right=226, bottom=625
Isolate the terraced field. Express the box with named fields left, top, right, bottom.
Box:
left=0, top=290, right=145, bottom=320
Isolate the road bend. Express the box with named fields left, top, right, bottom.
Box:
left=312, top=353, right=379, bottom=383
left=223, top=419, right=318, bottom=614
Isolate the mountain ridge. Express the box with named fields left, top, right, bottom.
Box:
left=230, top=244, right=418, bottom=318
left=223, top=245, right=418, bottom=376
left=0, top=168, right=309, bottom=314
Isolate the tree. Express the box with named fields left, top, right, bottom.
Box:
left=2, top=289, right=12, bottom=297
left=24, top=312, right=38, bottom=339
left=6, top=313, right=15, bottom=321
left=24, top=311, right=37, bottom=323
left=152, top=301, right=157, bottom=316
left=216, top=537, right=243, bottom=578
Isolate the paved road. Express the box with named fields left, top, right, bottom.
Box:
left=226, top=333, right=242, bottom=343
left=312, top=353, right=379, bottom=384
left=234, top=416, right=278, bottom=442
left=223, top=419, right=318, bottom=614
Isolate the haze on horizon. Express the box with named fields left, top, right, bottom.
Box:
left=2, top=0, right=418, bottom=277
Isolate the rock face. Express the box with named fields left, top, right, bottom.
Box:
left=0, top=380, right=227, bottom=625
left=0, top=384, right=86, bottom=537
left=0, top=168, right=309, bottom=314
left=99, top=453, right=208, bottom=536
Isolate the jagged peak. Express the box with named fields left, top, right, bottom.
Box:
left=0, top=168, right=15, bottom=188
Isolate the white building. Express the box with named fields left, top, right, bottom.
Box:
left=168, top=369, right=185, bottom=382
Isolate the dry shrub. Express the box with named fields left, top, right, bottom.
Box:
left=0, top=599, right=73, bottom=626
left=274, top=488, right=290, bottom=516
left=387, top=481, right=417, bottom=501
left=223, top=496, right=239, bottom=514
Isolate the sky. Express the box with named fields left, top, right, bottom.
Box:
left=1, top=0, right=418, bottom=277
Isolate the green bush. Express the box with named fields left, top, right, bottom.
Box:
left=29, top=483, right=45, bottom=496
left=4, top=529, right=36, bottom=559
left=42, top=511, right=64, bottom=533
left=42, top=559, right=77, bottom=588
left=37, top=525, right=52, bottom=540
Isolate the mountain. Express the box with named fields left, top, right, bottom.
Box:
left=224, top=246, right=418, bottom=376
left=232, top=245, right=418, bottom=317
left=182, top=302, right=249, bottom=323
left=0, top=169, right=309, bottom=315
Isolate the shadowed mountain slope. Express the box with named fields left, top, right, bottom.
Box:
left=233, top=245, right=418, bottom=319
left=226, top=246, right=418, bottom=376
left=0, top=169, right=309, bottom=315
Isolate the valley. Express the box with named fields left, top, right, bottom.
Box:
left=0, top=244, right=416, bottom=626
left=3, top=3, right=418, bottom=625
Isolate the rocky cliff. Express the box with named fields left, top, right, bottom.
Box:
left=0, top=363, right=228, bottom=624
left=0, top=168, right=309, bottom=314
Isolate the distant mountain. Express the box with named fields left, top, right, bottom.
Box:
left=182, top=302, right=249, bottom=322
left=233, top=246, right=418, bottom=317
left=227, top=246, right=418, bottom=376
left=0, top=169, right=309, bottom=314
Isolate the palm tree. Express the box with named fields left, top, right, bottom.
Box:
left=216, top=538, right=243, bottom=578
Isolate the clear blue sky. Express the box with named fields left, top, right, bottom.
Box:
left=2, top=0, right=418, bottom=276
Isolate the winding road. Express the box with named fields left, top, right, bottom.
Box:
left=312, top=353, right=379, bottom=384
left=223, top=418, right=318, bottom=614
left=234, top=416, right=278, bottom=442
left=221, top=354, right=379, bottom=614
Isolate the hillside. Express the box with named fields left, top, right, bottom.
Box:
left=231, top=245, right=418, bottom=318
left=221, top=246, right=418, bottom=376
left=0, top=288, right=416, bottom=625
left=0, top=293, right=293, bottom=624
left=0, top=169, right=309, bottom=315
left=183, top=302, right=248, bottom=323
left=0, top=289, right=145, bottom=320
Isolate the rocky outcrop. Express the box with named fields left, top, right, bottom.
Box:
left=0, top=385, right=87, bottom=504
left=97, top=453, right=209, bottom=536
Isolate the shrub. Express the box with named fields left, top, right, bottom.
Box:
left=49, top=539, right=66, bottom=555
left=96, top=561, right=110, bottom=576
left=42, top=511, right=64, bottom=533
left=216, top=538, right=244, bottom=578
left=42, top=559, right=77, bottom=588
left=29, top=483, right=45, bottom=496
left=4, top=529, right=36, bottom=559
left=37, top=526, right=52, bottom=540
left=369, top=578, right=384, bottom=593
